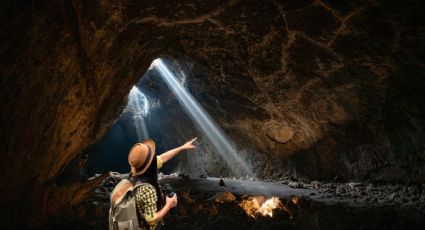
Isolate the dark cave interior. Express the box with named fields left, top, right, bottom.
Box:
left=1, top=0, right=425, bottom=229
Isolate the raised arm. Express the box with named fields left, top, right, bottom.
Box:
left=158, top=138, right=197, bottom=164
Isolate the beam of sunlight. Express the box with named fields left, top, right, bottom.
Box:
left=127, top=86, right=150, bottom=141
left=151, top=58, right=253, bottom=177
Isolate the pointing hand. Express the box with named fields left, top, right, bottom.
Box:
left=181, top=137, right=197, bottom=150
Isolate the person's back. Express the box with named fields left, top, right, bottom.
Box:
left=134, top=183, right=159, bottom=230
left=110, top=138, right=197, bottom=229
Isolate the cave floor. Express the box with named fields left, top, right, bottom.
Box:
left=72, top=173, right=425, bottom=230
left=160, top=175, right=425, bottom=210
left=161, top=176, right=323, bottom=199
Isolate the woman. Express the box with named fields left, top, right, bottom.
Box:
left=127, top=138, right=197, bottom=229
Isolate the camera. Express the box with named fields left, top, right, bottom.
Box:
left=163, top=183, right=174, bottom=198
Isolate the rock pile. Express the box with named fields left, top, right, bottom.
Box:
left=281, top=179, right=425, bottom=210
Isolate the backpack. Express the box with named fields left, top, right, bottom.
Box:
left=109, top=178, right=147, bottom=230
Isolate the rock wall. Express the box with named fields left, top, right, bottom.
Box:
left=0, top=0, right=424, bottom=226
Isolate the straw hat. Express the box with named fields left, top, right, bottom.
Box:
left=128, top=139, right=156, bottom=175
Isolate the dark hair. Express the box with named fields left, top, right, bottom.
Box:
left=130, top=152, right=163, bottom=210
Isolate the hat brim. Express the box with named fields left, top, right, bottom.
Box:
left=142, top=139, right=156, bottom=156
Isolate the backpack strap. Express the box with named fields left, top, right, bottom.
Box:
left=128, top=173, right=149, bottom=190
left=126, top=172, right=133, bottom=180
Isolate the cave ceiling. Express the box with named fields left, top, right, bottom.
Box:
left=0, top=0, right=424, bottom=226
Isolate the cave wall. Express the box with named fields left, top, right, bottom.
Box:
left=1, top=0, right=424, bottom=226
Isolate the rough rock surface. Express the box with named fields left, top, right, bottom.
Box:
left=72, top=174, right=425, bottom=229
left=1, top=0, right=425, bottom=227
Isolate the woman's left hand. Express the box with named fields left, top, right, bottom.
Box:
left=181, top=138, right=197, bottom=150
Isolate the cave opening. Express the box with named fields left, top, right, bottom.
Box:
left=84, top=58, right=253, bottom=179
